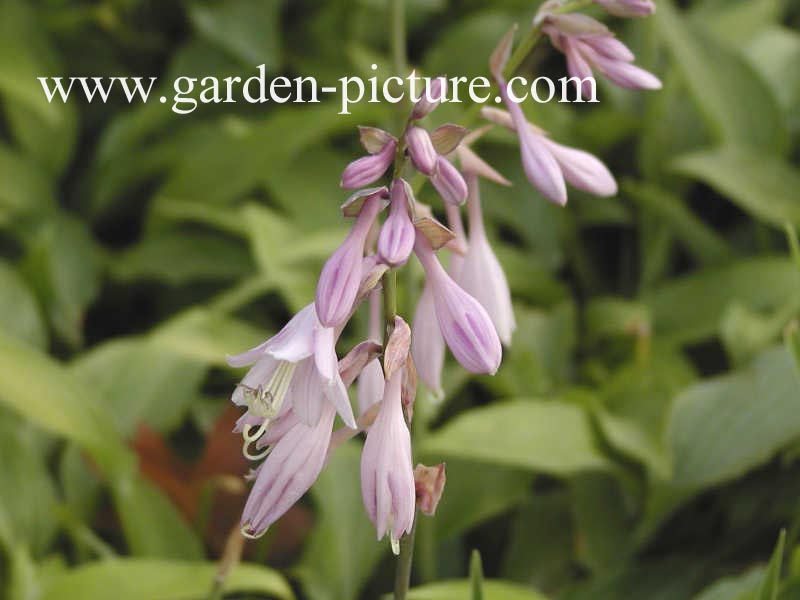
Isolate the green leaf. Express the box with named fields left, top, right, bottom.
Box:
left=757, top=529, right=786, bottom=600
left=189, top=0, right=284, bottom=69
left=691, top=567, right=765, bottom=600
left=23, top=214, right=102, bottom=348
left=0, top=259, right=46, bottom=347
left=745, top=27, right=800, bottom=117
left=0, top=143, right=56, bottom=230
left=643, top=257, right=800, bottom=345
left=673, top=147, right=800, bottom=228
left=407, top=580, right=550, bottom=600
left=422, top=400, right=613, bottom=475
left=470, top=551, right=485, bottom=600
left=0, top=329, right=203, bottom=559
left=37, top=558, right=294, bottom=600
left=668, top=347, right=800, bottom=488
left=655, top=0, right=786, bottom=152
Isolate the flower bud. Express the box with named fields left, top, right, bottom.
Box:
left=340, top=140, right=396, bottom=189
left=430, top=156, right=468, bottom=206
left=378, top=179, right=416, bottom=267
left=411, top=75, right=448, bottom=120
left=405, top=127, right=438, bottom=175
left=414, top=232, right=502, bottom=374
left=594, top=0, right=655, bottom=18
left=315, top=192, right=384, bottom=328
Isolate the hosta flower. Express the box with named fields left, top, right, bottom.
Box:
left=315, top=190, right=385, bottom=328
left=411, top=280, right=445, bottom=397
left=361, top=367, right=416, bottom=554
left=455, top=173, right=516, bottom=346
left=341, top=134, right=397, bottom=189
left=358, top=291, right=385, bottom=416
left=594, top=0, right=655, bottom=18
left=543, top=14, right=661, bottom=96
left=377, top=179, right=416, bottom=267
left=406, top=127, right=438, bottom=175
left=414, top=231, right=502, bottom=374
left=240, top=401, right=336, bottom=538
left=411, top=76, right=448, bottom=120
left=430, top=156, right=468, bottom=206
left=481, top=106, right=617, bottom=203
left=228, top=303, right=357, bottom=439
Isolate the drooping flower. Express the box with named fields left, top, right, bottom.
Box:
left=481, top=106, right=617, bottom=202
left=315, top=190, right=386, bottom=328
left=542, top=13, right=661, bottom=96
left=228, top=303, right=358, bottom=434
left=414, top=231, right=502, bottom=374
left=377, top=179, right=416, bottom=267
left=360, top=367, right=416, bottom=554
left=455, top=174, right=516, bottom=346
left=240, top=401, right=336, bottom=538
left=411, top=280, right=445, bottom=398
left=358, top=291, right=385, bottom=416
left=594, top=0, right=655, bottom=18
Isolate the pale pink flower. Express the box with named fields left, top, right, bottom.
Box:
left=360, top=368, right=416, bottom=554
left=406, top=127, right=438, bottom=175
left=411, top=281, right=445, bottom=397
left=544, top=14, right=661, bottom=95
left=414, top=232, right=502, bottom=374
left=594, top=0, right=655, bottom=18
left=315, top=191, right=385, bottom=328
left=358, top=291, right=385, bottom=416
left=455, top=174, right=515, bottom=345
left=430, top=156, right=468, bottom=206
left=411, top=76, right=448, bottom=120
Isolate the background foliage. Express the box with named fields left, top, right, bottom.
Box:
left=1, top=0, right=799, bottom=598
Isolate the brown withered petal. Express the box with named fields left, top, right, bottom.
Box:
left=414, top=463, right=446, bottom=516
left=430, top=124, right=470, bottom=156
left=413, top=216, right=456, bottom=251
left=383, top=316, right=411, bottom=381
left=338, top=340, right=383, bottom=387
left=401, top=354, right=417, bottom=424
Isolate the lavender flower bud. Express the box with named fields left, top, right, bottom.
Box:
left=406, top=127, right=438, bottom=175
left=594, top=0, right=655, bottom=18
left=430, top=156, right=468, bottom=206
left=315, top=192, right=384, bottom=328
left=411, top=75, right=448, bottom=120
left=378, top=179, right=416, bottom=267
left=414, top=232, right=502, bottom=374
left=340, top=139, right=397, bottom=189
left=539, top=138, right=617, bottom=197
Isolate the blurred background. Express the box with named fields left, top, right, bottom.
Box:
left=1, top=0, right=800, bottom=598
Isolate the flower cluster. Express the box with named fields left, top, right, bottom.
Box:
left=227, top=0, right=659, bottom=554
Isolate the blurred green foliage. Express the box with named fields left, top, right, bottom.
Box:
left=0, top=0, right=800, bottom=598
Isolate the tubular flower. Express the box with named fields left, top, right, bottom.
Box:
left=358, top=291, right=385, bottom=416
left=414, top=231, right=502, bottom=375
left=315, top=190, right=385, bottom=328
left=594, top=0, right=655, bottom=18
left=455, top=174, right=516, bottom=346
left=341, top=135, right=397, bottom=189
left=360, top=367, right=416, bottom=554
left=542, top=13, right=661, bottom=96
left=411, top=280, right=446, bottom=397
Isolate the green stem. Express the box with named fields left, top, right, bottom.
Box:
left=393, top=515, right=418, bottom=600
left=391, top=0, right=407, bottom=77
left=383, top=268, right=398, bottom=336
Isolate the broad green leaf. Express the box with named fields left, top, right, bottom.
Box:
left=691, top=567, right=764, bottom=600
left=655, top=0, right=786, bottom=152
left=298, top=444, right=383, bottom=600
left=0, top=143, right=56, bottom=230
left=643, top=257, right=800, bottom=345
left=37, top=558, right=293, bottom=600
left=668, top=347, right=800, bottom=487
left=0, top=409, right=58, bottom=556
left=673, top=148, right=800, bottom=228
left=189, top=0, right=284, bottom=69
left=694, top=0, right=784, bottom=45
left=111, top=231, right=253, bottom=285
left=623, top=180, right=732, bottom=266
left=422, top=400, right=613, bottom=475
left=0, top=329, right=203, bottom=559
left=407, top=580, right=549, bottom=600
left=23, top=214, right=102, bottom=348
left=0, top=259, right=46, bottom=347
left=745, top=27, right=800, bottom=117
